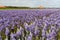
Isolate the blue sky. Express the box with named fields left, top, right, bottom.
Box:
left=0, top=0, right=60, bottom=8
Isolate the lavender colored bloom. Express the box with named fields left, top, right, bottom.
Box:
left=55, top=20, right=60, bottom=29
left=0, top=19, right=3, bottom=23
left=16, top=29, right=22, bottom=36
left=0, top=9, right=60, bottom=40
left=10, top=33, right=16, bottom=40
left=16, top=27, right=24, bottom=35
left=50, top=29, right=57, bottom=37
left=0, top=25, right=5, bottom=31
left=24, top=22, right=29, bottom=30
left=5, top=27, right=9, bottom=36
left=42, top=29, right=46, bottom=37
left=35, top=19, right=43, bottom=27
left=29, top=22, right=36, bottom=32
left=27, top=32, right=32, bottom=40
left=50, top=26, right=57, bottom=32
left=34, top=29, right=39, bottom=36
left=46, top=27, right=57, bottom=40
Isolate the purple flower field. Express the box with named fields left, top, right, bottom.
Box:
left=0, top=9, right=60, bottom=40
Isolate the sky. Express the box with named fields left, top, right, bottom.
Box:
left=0, top=0, right=60, bottom=8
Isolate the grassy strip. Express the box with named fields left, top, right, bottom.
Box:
left=0, top=7, right=40, bottom=10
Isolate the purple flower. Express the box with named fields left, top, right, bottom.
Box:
left=27, top=32, right=32, bottom=40
left=46, top=33, right=51, bottom=39
left=24, top=22, right=29, bottom=30
left=42, top=29, right=46, bottom=37
left=29, top=22, right=36, bottom=32
left=16, top=27, right=24, bottom=35
left=0, top=25, right=5, bottom=31
left=5, top=27, right=10, bottom=36
left=35, top=19, right=42, bottom=27
left=10, top=33, right=16, bottom=40
left=51, top=30, right=57, bottom=37
left=34, top=29, right=39, bottom=36
left=47, top=29, right=57, bottom=40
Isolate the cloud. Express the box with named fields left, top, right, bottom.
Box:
left=0, top=0, right=60, bottom=7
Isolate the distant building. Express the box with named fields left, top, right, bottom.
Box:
left=38, top=5, right=44, bottom=9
